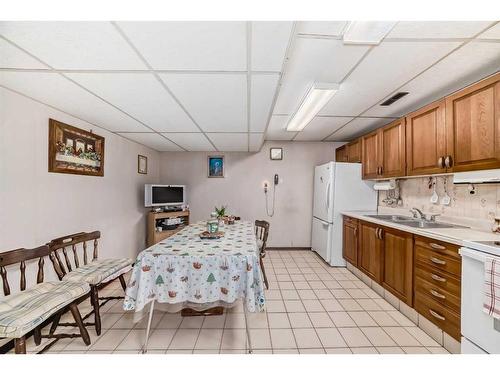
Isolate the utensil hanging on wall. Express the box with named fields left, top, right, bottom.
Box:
left=441, top=178, right=451, bottom=206
left=430, top=177, right=439, bottom=204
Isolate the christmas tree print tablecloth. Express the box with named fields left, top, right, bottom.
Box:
left=123, top=221, right=265, bottom=313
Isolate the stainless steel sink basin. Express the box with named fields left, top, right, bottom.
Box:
left=365, top=214, right=467, bottom=229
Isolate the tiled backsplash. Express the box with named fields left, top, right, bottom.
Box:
left=378, top=175, right=500, bottom=231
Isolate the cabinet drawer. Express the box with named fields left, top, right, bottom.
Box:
left=414, top=236, right=460, bottom=260
left=415, top=245, right=461, bottom=277
left=415, top=275, right=460, bottom=313
left=415, top=291, right=461, bottom=340
left=414, top=264, right=461, bottom=296
left=343, top=216, right=358, bottom=225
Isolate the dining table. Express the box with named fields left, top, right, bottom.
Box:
left=123, top=220, right=266, bottom=353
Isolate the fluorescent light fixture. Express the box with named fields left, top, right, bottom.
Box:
left=286, top=83, right=340, bottom=132
left=343, top=21, right=397, bottom=45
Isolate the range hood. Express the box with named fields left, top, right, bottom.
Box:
left=453, top=169, right=500, bottom=184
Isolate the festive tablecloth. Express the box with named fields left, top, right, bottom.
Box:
left=123, top=221, right=265, bottom=313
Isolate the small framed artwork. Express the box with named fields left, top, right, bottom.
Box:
left=208, top=155, right=224, bottom=178
left=138, top=155, right=148, bottom=174
left=270, top=147, right=283, bottom=160
left=48, top=118, right=105, bottom=176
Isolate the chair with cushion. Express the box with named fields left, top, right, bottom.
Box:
left=254, top=220, right=270, bottom=290
left=47, top=231, right=133, bottom=336
left=0, top=245, right=90, bottom=354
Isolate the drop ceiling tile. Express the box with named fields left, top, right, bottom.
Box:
left=207, top=133, right=248, bottom=152
left=297, top=21, right=348, bottom=36
left=117, top=21, right=246, bottom=71
left=160, top=73, right=247, bottom=132
left=387, top=21, right=493, bottom=39
left=251, top=21, right=293, bottom=71
left=294, top=117, right=353, bottom=141
left=0, top=39, right=47, bottom=69
left=250, top=74, right=279, bottom=132
left=265, top=115, right=296, bottom=141
left=365, top=41, right=500, bottom=118
left=163, top=133, right=215, bottom=151
left=117, top=132, right=182, bottom=151
left=66, top=72, right=199, bottom=132
left=477, top=23, right=500, bottom=40
left=0, top=22, right=146, bottom=70
left=274, top=38, right=369, bottom=114
left=326, top=117, right=391, bottom=141
left=249, top=133, right=264, bottom=151
left=0, top=71, right=148, bottom=132
left=320, top=41, right=462, bottom=116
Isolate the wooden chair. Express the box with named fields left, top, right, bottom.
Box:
left=47, top=231, right=133, bottom=336
left=254, top=220, right=270, bottom=290
left=0, top=245, right=90, bottom=354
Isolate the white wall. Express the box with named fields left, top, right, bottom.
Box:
left=0, top=88, right=160, bottom=272
left=159, top=141, right=342, bottom=248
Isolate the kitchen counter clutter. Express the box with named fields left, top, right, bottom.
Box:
left=341, top=209, right=500, bottom=353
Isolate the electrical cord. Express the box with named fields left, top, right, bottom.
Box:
left=265, top=183, right=277, bottom=217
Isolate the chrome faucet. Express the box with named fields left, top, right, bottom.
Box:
left=410, top=208, right=424, bottom=219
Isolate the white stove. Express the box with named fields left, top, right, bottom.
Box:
left=460, top=240, right=500, bottom=354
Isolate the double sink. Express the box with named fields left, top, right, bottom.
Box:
left=366, top=214, right=467, bottom=229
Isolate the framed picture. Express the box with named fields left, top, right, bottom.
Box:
left=208, top=155, right=224, bottom=178
left=270, top=147, right=283, bottom=160
left=48, top=118, right=105, bottom=176
left=138, top=155, right=148, bottom=174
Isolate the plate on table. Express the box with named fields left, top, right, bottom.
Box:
left=199, top=231, right=224, bottom=239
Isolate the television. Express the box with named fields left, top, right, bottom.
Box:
left=144, top=184, right=186, bottom=207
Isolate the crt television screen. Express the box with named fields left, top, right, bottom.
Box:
left=152, top=186, right=183, bottom=204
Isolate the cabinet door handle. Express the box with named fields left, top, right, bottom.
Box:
left=380, top=166, right=383, bottom=175
left=431, top=274, right=447, bottom=283
left=429, top=309, right=446, bottom=321
left=437, top=156, right=444, bottom=168
left=444, top=155, right=454, bottom=168
left=430, top=257, right=446, bottom=265
left=430, top=243, right=446, bottom=250
left=430, top=289, right=446, bottom=299
left=379, top=228, right=383, bottom=239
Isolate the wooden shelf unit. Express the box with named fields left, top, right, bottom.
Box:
left=147, top=210, right=190, bottom=247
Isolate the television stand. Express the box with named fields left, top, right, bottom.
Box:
left=147, top=210, right=190, bottom=247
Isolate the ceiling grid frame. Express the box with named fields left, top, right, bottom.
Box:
left=246, top=21, right=252, bottom=152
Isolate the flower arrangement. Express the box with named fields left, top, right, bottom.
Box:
left=214, top=205, right=227, bottom=219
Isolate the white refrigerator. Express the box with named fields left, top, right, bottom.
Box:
left=311, top=162, right=378, bottom=266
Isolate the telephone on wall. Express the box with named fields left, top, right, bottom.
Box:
left=264, top=174, right=279, bottom=217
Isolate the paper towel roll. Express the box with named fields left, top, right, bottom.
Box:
left=373, top=180, right=396, bottom=191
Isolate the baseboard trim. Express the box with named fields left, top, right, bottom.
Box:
left=266, top=247, right=311, bottom=251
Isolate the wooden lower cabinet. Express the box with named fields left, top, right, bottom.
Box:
left=380, top=227, right=413, bottom=306
left=342, top=217, right=358, bottom=266
left=358, top=221, right=383, bottom=284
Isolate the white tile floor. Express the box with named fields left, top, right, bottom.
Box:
left=17, top=250, right=449, bottom=354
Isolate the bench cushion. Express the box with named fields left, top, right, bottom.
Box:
left=0, top=281, right=90, bottom=338
left=63, top=258, right=133, bottom=285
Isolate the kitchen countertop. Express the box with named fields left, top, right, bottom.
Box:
left=342, top=210, right=500, bottom=247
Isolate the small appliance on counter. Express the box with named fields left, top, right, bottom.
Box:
left=460, top=240, right=500, bottom=354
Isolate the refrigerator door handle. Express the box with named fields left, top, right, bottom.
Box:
left=326, top=181, right=331, bottom=211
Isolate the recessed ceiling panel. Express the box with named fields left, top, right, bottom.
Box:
left=265, top=115, right=296, bottom=140
left=294, top=117, right=353, bottom=141
left=326, top=117, right=392, bottom=141
left=296, top=21, right=348, bottom=36
left=207, top=133, right=248, bottom=152
left=117, top=132, right=182, bottom=151
left=387, top=21, right=493, bottom=39
left=0, top=71, right=148, bottom=132
left=477, top=23, right=500, bottom=40
left=66, top=72, right=199, bottom=132
left=249, top=133, right=264, bottom=151
left=117, top=21, right=246, bottom=71
left=0, top=22, right=146, bottom=70
left=274, top=38, right=369, bottom=115
left=160, top=73, right=247, bottom=132
left=251, top=21, right=293, bottom=71
left=320, top=41, right=462, bottom=116
left=0, top=38, right=47, bottom=69
left=250, top=74, right=279, bottom=132
left=163, top=133, right=215, bottom=151
left=365, top=41, right=500, bottom=117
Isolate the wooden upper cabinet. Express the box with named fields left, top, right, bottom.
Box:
left=346, top=139, right=361, bottom=163
left=380, top=118, right=406, bottom=178
left=361, top=131, right=380, bottom=179
left=406, top=100, right=447, bottom=176
left=335, top=145, right=348, bottom=162
left=445, top=73, right=500, bottom=172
